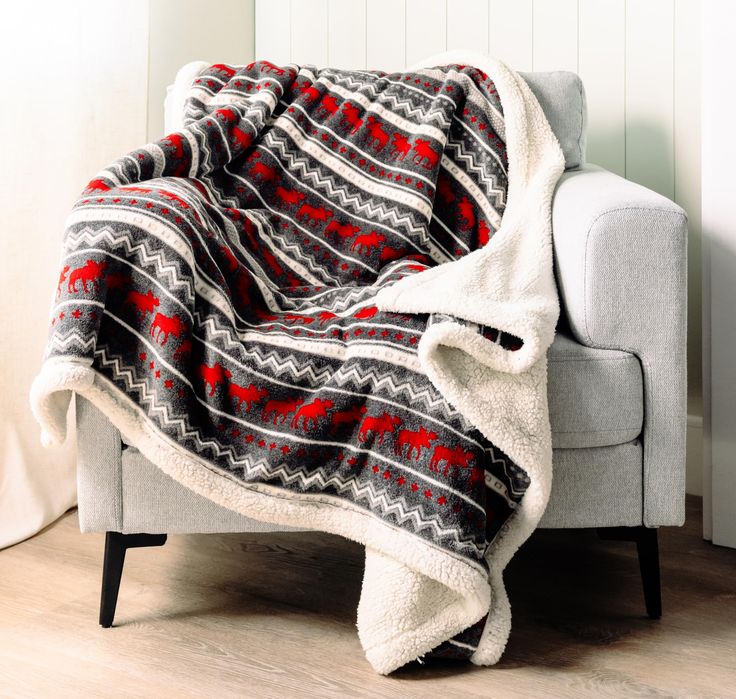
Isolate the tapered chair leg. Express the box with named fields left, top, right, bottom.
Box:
left=597, top=526, right=661, bottom=619
left=99, top=531, right=168, bottom=628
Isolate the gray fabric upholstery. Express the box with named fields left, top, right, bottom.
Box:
left=521, top=71, right=587, bottom=170
left=548, top=332, right=642, bottom=448
left=552, top=164, right=688, bottom=526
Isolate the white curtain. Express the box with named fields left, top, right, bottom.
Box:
left=0, top=1, right=149, bottom=548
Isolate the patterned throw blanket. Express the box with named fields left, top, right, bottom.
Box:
left=32, top=52, right=564, bottom=674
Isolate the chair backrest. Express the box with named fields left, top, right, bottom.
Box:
left=520, top=71, right=587, bottom=170
left=165, top=63, right=588, bottom=171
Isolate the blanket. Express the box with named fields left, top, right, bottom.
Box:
left=31, top=51, right=564, bottom=674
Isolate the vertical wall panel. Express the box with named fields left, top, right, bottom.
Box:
left=367, top=0, right=406, bottom=70
left=675, top=0, right=702, bottom=424
left=328, top=0, right=367, bottom=68
left=578, top=0, right=626, bottom=175
left=532, top=0, right=578, bottom=72
left=447, top=0, right=489, bottom=53
left=489, top=0, right=533, bottom=70
left=626, top=0, right=675, bottom=199
left=291, top=0, right=329, bottom=64
left=255, top=0, right=291, bottom=63
left=406, top=0, right=447, bottom=65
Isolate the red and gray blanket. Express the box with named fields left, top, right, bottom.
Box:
left=32, top=52, right=565, bottom=674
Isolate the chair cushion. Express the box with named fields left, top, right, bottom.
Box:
left=520, top=71, right=587, bottom=170
left=548, top=331, right=643, bottom=448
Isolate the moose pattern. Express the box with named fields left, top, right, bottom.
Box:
left=45, top=60, right=527, bottom=660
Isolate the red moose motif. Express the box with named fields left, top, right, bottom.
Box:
left=173, top=339, right=192, bottom=361
left=394, top=426, right=438, bottom=460
left=478, top=219, right=491, bottom=247
left=457, top=196, right=476, bottom=231
left=275, top=185, right=306, bottom=207
left=325, top=220, right=360, bottom=239
left=412, top=139, right=439, bottom=169
left=299, top=82, right=320, bottom=101
left=358, top=413, right=403, bottom=445
left=211, top=63, right=236, bottom=78
left=126, top=289, right=160, bottom=318
left=150, top=312, right=187, bottom=346
left=262, top=396, right=303, bottom=425
left=68, top=260, right=108, bottom=293
left=250, top=161, right=277, bottom=182
left=86, top=178, right=110, bottom=192
left=317, top=94, right=339, bottom=117
left=390, top=133, right=411, bottom=160
left=365, top=116, right=389, bottom=151
left=379, top=246, right=406, bottom=263
left=199, top=362, right=232, bottom=397
left=353, top=305, right=378, bottom=319
left=330, top=405, right=367, bottom=431
left=283, top=313, right=315, bottom=325
left=341, top=102, right=363, bottom=133
left=351, top=231, right=385, bottom=255
left=56, top=265, right=70, bottom=297
left=228, top=382, right=268, bottom=412
left=291, top=398, right=334, bottom=430
left=297, top=203, right=334, bottom=226
left=318, top=311, right=338, bottom=325
left=429, top=445, right=475, bottom=476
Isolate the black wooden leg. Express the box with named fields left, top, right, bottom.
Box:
left=99, top=531, right=167, bottom=628
left=597, top=526, right=661, bottom=619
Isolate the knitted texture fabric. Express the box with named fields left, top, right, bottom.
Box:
left=31, top=52, right=564, bottom=674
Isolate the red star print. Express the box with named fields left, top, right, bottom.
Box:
left=58, top=312, right=65, bottom=320
left=281, top=445, right=290, bottom=455
left=397, top=476, right=406, bottom=486
left=411, top=483, right=419, bottom=492
left=155, top=370, right=161, bottom=379
left=164, top=379, right=173, bottom=389
left=245, top=435, right=254, bottom=443
left=269, top=442, right=276, bottom=450
left=395, top=333, right=404, bottom=340
left=424, top=489, right=433, bottom=498
left=437, top=496, right=447, bottom=506
left=372, top=465, right=380, bottom=473
left=381, top=330, right=390, bottom=337
left=383, top=470, right=391, bottom=480
left=149, top=361, right=155, bottom=369
left=72, top=309, right=81, bottom=319
left=258, top=439, right=266, bottom=448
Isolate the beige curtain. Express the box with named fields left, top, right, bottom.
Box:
left=0, top=1, right=149, bottom=548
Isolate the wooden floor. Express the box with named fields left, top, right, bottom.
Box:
left=0, top=497, right=734, bottom=698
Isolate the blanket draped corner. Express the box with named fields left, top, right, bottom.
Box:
left=30, top=50, right=564, bottom=674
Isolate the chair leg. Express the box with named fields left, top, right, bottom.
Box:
left=596, top=526, right=661, bottom=619
left=99, top=531, right=168, bottom=628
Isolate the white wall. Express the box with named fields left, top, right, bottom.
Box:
left=256, top=0, right=703, bottom=494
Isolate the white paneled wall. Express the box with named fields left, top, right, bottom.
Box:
left=255, top=0, right=703, bottom=424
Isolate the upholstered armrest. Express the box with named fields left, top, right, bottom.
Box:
left=551, top=164, right=688, bottom=526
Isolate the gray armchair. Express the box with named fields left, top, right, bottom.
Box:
left=75, top=69, right=687, bottom=628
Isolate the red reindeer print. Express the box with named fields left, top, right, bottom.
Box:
left=318, top=311, right=338, bottom=324
left=255, top=307, right=278, bottom=322
left=119, top=185, right=152, bottom=194
left=163, top=133, right=184, bottom=159
left=317, top=94, right=339, bottom=117
left=68, top=260, right=108, bottom=293
left=330, top=405, right=367, bottom=431
left=275, top=185, right=306, bottom=207
left=250, top=161, right=277, bottom=182
left=429, top=445, right=475, bottom=476
left=283, top=313, right=315, bottom=325
left=125, top=289, right=160, bottom=318
left=394, top=426, right=438, bottom=460
left=291, top=398, right=334, bottom=430
left=365, top=116, right=389, bottom=151
left=301, top=84, right=320, bottom=102
left=354, top=305, right=378, bottom=320
left=56, top=265, right=70, bottom=297
left=199, top=362, right=232, bottom=397
left=351, top=231, right=385, bottom=255
left=437, top=176, right=455, bottom=204
left=358, top=413, right=403, bottom=445
left=478, top=219, right=491, bottom=246
left=341, top=102, right=363, bottom=133
left=232, top=127, right=252, bottom=150
left=260, top=61, right=286, bottom=76
left=262, top=396, right=304, bottom=425
left=390, top=132, right=411, bottom=160
left=379, top=246, right=406, bottom=263
left=211, top=63, right=236, bottom=78
left=160, top=189, right=191, bottom=210
left=325, top=220, right=360, bottom=239
left=215, top=108, right=238, bottom=125
left=86, top=178, right=110, bottom=192
left=228, top=382, right=268, bottom=412
left=150, top=312, right=187, bottom=346
left=297, top=203, right=334, bottom=226
left=457, top=196, right=476, bottom=231
left=173, top=338, right=192, bottom=361
left=412, top=139, right=439, bottom=169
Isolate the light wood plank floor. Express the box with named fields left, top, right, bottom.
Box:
left=0, top=497, right=734, bottom=698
